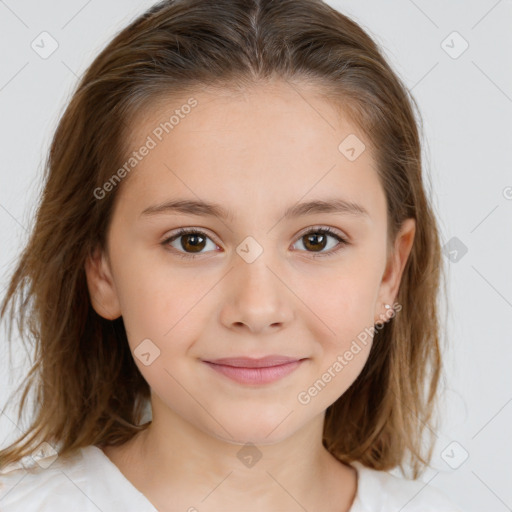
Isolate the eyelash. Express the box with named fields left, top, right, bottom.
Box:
left=161, top=226, right=349, bottom=260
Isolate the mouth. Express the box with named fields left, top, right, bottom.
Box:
left=202, top=355, right=307, bottom=385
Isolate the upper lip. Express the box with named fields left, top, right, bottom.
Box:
left=203, top=355, right=305, bottom=368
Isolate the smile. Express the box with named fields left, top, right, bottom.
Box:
left=202, top=358, right=306, bottom=385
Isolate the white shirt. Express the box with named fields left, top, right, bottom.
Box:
left=0, top=445, right=463, bottom=511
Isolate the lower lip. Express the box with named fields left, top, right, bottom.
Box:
left=203, top=360, right=304, bottom=385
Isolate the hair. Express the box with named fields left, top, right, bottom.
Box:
left=0, top=0, right=447, bottom=479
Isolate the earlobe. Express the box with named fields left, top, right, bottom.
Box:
left=375, top=218, right=416, bottom=322
left=84, top=246, right=122, bottom=320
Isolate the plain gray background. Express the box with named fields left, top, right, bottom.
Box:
left=1, top=1, right=511, bottom=510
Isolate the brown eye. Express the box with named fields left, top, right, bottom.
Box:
left=302, top=232, right=328, bottom=252
left=292, top=227, right=348, bottom=257
left=179, top=233, right=206, bottom=253
left=162, top=228, right=219, bottom=258
left=161, top=226, right=348, bottom=260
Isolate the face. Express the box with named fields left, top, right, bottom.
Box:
left=86, top=79, right=415, bottom=446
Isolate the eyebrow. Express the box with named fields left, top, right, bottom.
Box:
left=140, top=197, right=370, bottom=222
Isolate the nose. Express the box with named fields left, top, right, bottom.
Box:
left=219, top=253, right=295, bottom=334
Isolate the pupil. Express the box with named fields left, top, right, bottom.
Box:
left=183, top=234, right=205, bottom=252
left=305, top=233, right=326, bottom=251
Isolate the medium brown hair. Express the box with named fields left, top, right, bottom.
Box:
left=0, top=0, right=447, bottom=478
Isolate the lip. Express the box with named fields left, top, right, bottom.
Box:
left=202, top=356, right=306, bottom=385
left=205, top=355, right=303, bottom=368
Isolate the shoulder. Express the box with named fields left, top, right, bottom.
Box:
left=0, top=447, right=90, bottom=511
left=0, top=445, right=155, bottom=512
left=350, top=461, right=463, bottom=512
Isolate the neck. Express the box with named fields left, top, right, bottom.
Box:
left=103, top=395, right=358, bottom=512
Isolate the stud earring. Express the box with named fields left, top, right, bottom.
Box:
left=384, top=304, right=391, bottom=309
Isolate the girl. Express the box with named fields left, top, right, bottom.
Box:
left=0, top=0, right=461, bottom=510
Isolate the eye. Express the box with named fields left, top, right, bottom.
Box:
left=161, top=226, right=349, bottom=260
left=291, top=226, right=349, bottom=258
left=161, top=228, right=219, bottom=259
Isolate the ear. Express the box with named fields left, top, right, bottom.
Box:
left=374, top=217, right=416, bottom=323
left=84, top=245, right=122, bottom=320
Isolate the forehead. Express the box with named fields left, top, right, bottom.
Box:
left=116, top=80, right=384, bottom=223
left=130, top=79, right=367, bottom=150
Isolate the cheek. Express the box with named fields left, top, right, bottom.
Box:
left=298, top=256, right=382, bottom=342
left=291, top=256, right=381, bottom=406
left=111, top=252, right=204, bottom=353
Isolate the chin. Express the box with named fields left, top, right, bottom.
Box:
left=211, top=429, right=292, bottom=447
left=202, top=413, right=302, bottom=447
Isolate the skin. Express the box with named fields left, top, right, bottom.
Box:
left=85, top=78, right=415, bottom=512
